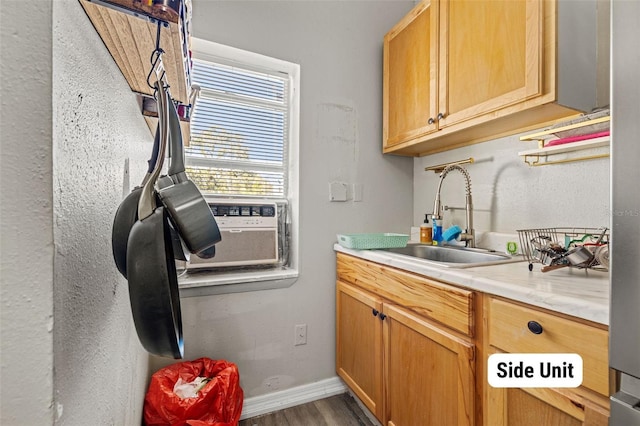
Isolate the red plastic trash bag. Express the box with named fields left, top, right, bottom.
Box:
left=144, top=358, right=243, bottom=426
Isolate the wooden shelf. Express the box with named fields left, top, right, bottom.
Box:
left=140, top=94, right=192, bottom=145
left=80, top=0, right=191, bottom=104
left=518, top=136, right=610, bottom=166
left=519, top=115, right=610, bottom=166
left=83, top=0, right=181, bottom=24
left=520, top=116, right=610, bottom=145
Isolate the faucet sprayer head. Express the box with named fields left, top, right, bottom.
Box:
left=439, top=164, right=472, bottom=196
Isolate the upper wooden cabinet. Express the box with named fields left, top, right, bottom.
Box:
left=383, top=0, right=608, bottom=156
left=384, top=1, right=437, bottom=148
left=438, top=0, right=542, bottom=128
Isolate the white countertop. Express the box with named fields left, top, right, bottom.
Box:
left=334, top=244, right=610, bottom=325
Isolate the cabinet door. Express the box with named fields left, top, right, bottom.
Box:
left=383, top=0, right=438, bottom=148
left=384, top=304, right=475, bottom=426
left=336, top=280, right=384, bottom=421
left=486, top=364, right=609, bottom=426
left=437, top=0, right=542, bottom=128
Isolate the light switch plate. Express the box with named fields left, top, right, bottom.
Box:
left=353, top=183, right=363, bottom=202
left=329, top=182, right=348, bottom=202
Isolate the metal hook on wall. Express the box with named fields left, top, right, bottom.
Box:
left=146, top=20, right=168, bottom=95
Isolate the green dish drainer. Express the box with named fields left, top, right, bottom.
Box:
left=337, top=233, right=410, bottom=250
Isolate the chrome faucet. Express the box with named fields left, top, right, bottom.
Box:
left=432, top=164, right=475, bottom=247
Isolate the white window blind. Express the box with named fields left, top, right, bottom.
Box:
left=186, top=57, right=290, bottom=198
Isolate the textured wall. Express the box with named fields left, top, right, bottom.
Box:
left=149, top=0, right=415, bottom=398
left=50, top=1, right=151, bottom=424
left=0, top=2, right=55, bottom=424
left=413, top=133, right=610, bottom=234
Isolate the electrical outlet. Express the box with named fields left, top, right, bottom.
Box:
left=294, top=324, right=307, bottom=346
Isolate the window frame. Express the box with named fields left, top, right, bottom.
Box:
left=187, top=53, right=290, bottom=198
left=179, top=38, right=300, bottom=295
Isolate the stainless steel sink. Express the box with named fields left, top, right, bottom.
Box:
left=381, top=244, right=520, bottom=268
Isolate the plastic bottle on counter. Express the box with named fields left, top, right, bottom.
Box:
left=432, top=217, right=443, bottom=246
left=420, top=214, right=432, bottom=244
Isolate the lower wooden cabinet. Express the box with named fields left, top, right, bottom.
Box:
left=486, top=380, right=609, bottom=426
left=336, top=278, right=475, bottom=425
left=485, top=297, right=610, bottom=426
left=335, top=253, right=610, bottom=426
left=384, top=304, right=475, bottom=426
left=336, top=280, right=384, bottom=420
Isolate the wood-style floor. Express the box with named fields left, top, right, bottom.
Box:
left=239, top=393, right=376, bottom=426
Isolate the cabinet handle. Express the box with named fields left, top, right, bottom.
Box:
left=372, top=309, right=379, bottom=317
left=379, top=313, right=387, bottom=321
left=437, top=112, right=445, bottom=120
left=527, top=321, right=543, bottom=334
left=428, top=117, right=435, bottom=125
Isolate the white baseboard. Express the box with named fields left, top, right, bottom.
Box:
left=240, top=376, right=347, bottom=420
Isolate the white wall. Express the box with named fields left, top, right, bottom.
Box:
left=1, top=2, right=55, bottom=424
left=51, top=1, right=153, bottom=424
left=413, top=132, right=610, bottom=237
left=2, top=1, right=153, bottom=424
left=148, top=0, right=415, bottom=398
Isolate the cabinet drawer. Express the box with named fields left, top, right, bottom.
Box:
left=336, top=253, right=474, bottom=336
left=488, top=298, right=608, bottom=396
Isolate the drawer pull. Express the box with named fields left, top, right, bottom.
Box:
left=372, top=309, right=379, bottom=317
left=527, top=321, right=544, bottom=334
left=379, top=313, right=387, bottom=321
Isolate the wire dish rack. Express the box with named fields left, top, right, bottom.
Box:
left=517, top=227, right=609, bottom=272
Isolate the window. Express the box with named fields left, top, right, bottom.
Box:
left=186, top=39, right=297, bottom=200
left=180, top=38, right=300, bottom=295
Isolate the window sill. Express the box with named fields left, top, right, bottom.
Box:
left=178, top=267, right=299, bottom=297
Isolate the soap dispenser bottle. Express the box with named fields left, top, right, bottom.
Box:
left=432, top=217, right=443, bottom=246
left=420, top=214, right=432, bottom=244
